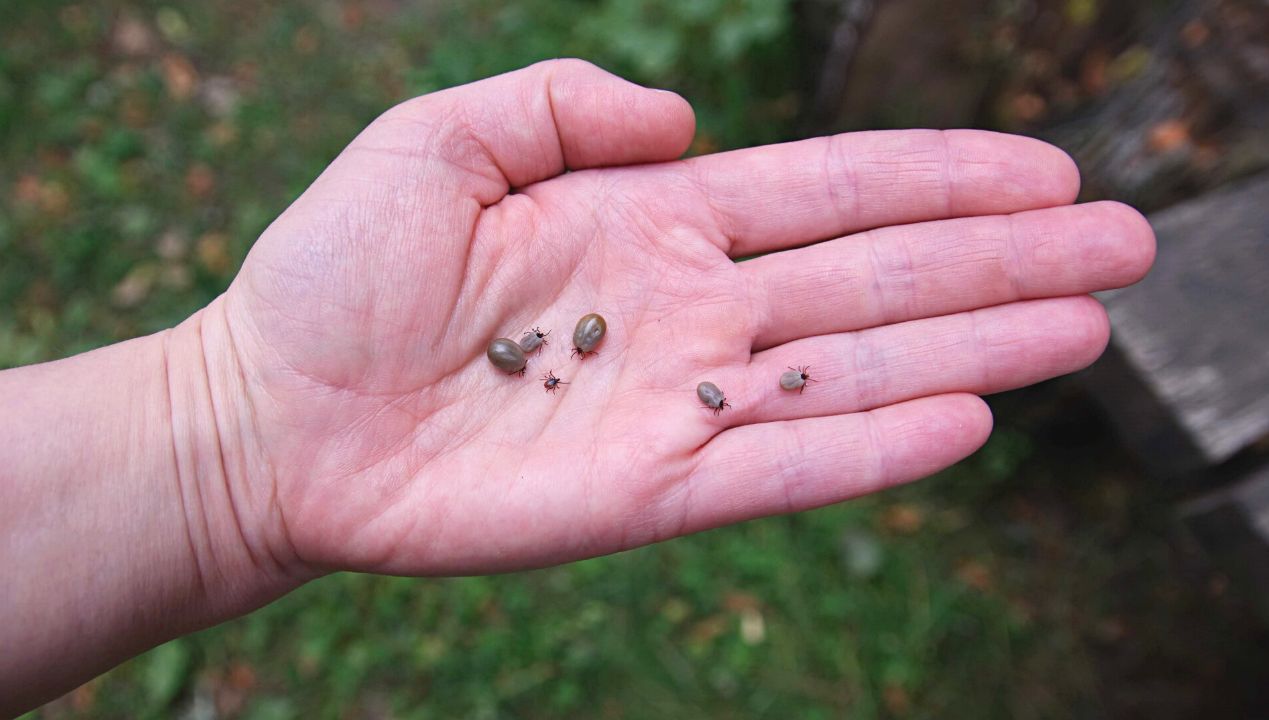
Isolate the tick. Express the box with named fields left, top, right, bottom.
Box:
left=571, top=313, right=607, bottom=359
left=487, top=338, right=527, bottom=376
left=697, top=381, right=730, bottom=415
left=779, top=366, right=816, bottom=394
left=541, top=370, right=568, bottom=394
left=519, top=326, right=550, bottom=353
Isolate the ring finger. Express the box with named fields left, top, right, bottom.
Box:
left=698, top=295, right=1109, bottom=428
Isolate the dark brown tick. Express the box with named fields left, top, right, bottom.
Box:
left=541, top=370, right=568, bottom=394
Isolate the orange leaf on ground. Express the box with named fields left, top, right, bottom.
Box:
left=1181, top=20, right=1210, bottom=48
left=39, top=181, right=71, bottom=215
left=688, top=615, right=728, bottom=645
left=956, top=559, right=994, bottom=592
left=883, top=684, right=912, bottom=716
left=196, top=232, right=232, bottom=274
left=1010, top=92, right=1047, bottom=123
left=343, top=3, right=365, bottom=29
left=1080, top=49, right=1109, bottom=95
left=162, top=53, right=199, bottom=101
left=881, top=504, right=925, bottom=535
left=13, top=175, right=42, bottom=205
left=227, top=662, right=257, bottom=690
left=185, top=163, right=216, bottom=199
left=70, top=679, right=98, bottom=711
left=722, top=591, right=761, bottom=612
left=1148, top=119, right=1190, bottom=153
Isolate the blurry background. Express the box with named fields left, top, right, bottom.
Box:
left=4, top=0, right=1269, bottom=718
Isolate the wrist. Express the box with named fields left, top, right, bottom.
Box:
left=162, top=297, right=315, bottom=609
left=0, top=300, right=310, bottom=714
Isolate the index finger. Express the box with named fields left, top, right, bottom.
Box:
left=682, top=129, right=1080, bottom=257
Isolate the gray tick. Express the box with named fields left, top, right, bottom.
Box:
left=519, top=326, right=550, bottom=353
left=487, top=338, right=527, bottom=375
left=697, top=381, right=730, bottom=415
left=779, top=366, right=815, bottom=393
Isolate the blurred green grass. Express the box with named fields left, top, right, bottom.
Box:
left=5, top=2, right=1259, bottom=719
left=0, top=0, right=798, bottom=366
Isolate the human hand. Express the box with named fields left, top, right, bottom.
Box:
left=186, top=60, right=1154, bottom=580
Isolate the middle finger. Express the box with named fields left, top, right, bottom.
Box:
left=743, top=201, right=1154, bottom=350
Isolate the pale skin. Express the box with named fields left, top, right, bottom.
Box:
left=0, top=60, right=1155, bottom=714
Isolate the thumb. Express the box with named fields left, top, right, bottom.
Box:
left=379, top=58, right=697, bottom=198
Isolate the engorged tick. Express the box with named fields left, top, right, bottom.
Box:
left=541, top=370, right=568, bottom=394
left=571, top=313, right=607, bottom=359
left=697, top=381, right=730, bottom=415
left=486, top=337, right=527, bottom=376
left=779, top=365, right=816, bottom=394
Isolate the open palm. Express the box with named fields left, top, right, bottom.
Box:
left=210, top=61, right=1153, bottom=577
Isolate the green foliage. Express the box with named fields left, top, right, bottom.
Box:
left=406, top=0, right=799, bottom=150
left=91, top=464, right=1061, bottom=718
left=139, top=640, right=192, bottom=714
left=48, top=425, right=1106, bottom=719
left=0, top=0, right=800, bottom=368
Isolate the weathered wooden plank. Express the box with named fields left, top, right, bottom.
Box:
left=1094, top=172, right=1269, bottom=473
left=1183, top=461, right=1269, bottom=622
left=1082, top=344, right=1210, bottom=476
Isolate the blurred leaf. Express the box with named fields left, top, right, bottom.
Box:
left=155, top=7, right=193, bottom=46
left=880, top=504, right=925, bottom=535
left=1108, top=45, right=1152, bottom=83
left=141, top=639, right=192, bottom=711
left=1148, top=119, right=1191, bottom=153
left=1064, top=0, right=1099, bottom=26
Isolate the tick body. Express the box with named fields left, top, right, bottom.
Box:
left=571, top=313, right=607, bottom=359
left=780, top=366, right=815, bottom=393
left=541, top=370, right=568, bottom=394
left=697, top=381, right=730, bottom=415
left=519, top=327, right=550, bottom=353
left=487, top=338, right=527, bottom=375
